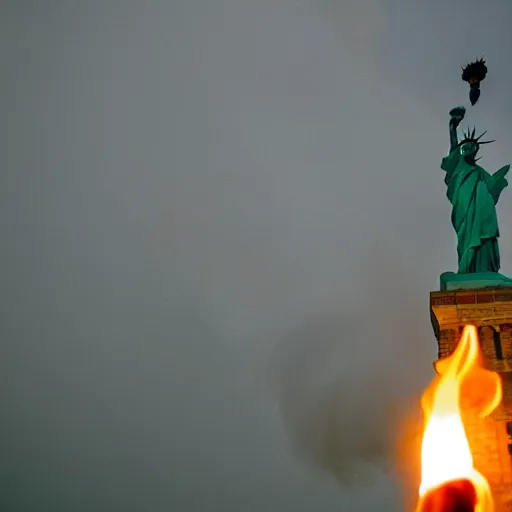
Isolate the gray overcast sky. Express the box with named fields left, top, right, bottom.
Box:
left=2, top=1, right=512, bottom=511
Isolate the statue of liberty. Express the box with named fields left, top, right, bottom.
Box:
left=442, top=106, right=510, bottom=274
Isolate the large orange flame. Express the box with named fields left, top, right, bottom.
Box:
left=416, top=325, right=502, bottom=512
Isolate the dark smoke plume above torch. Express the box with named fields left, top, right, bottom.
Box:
left=461, top=58, right=488, bottom=106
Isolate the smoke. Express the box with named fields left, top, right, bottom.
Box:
left=270, top=246, right=432, bottom=487
left=272, top=315, right=392, bottom=484
left=3, top=1, right=479, bottom=510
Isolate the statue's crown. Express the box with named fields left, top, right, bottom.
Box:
left=458, top=126, right=495, bottom=146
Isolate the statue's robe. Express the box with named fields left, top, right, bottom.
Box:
left=441, top=149, right=506, bottom=273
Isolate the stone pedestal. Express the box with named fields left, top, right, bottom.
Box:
left=430, top=287, right=512, bottom=512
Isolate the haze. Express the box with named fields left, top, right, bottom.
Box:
left=2, top=1, right=512, bottom=511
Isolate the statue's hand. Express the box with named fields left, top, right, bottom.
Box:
left=490, top=166, right=509, bottom=203
left=449, top=106, right=466, bottom=126
left=494, top=165, right=510, bottom=180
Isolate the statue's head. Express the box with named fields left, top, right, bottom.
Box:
left=459, top=140, right=479, bottom=159
left=458, top=127, right=494, bottom=162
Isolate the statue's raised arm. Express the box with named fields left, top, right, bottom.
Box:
left=448, top=106, right=465, bottom=153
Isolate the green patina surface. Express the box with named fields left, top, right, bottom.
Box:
left=442, top=106, right=510, bottom=275
left=440, top=271, right=512, bottom=291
